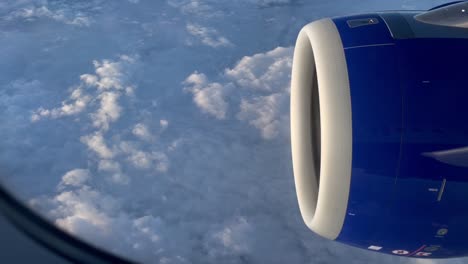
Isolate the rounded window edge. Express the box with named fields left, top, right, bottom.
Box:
left=0, top=181, right=137, bottom=264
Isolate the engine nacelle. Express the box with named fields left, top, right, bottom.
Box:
left=291, top=1, right=468, bottom=258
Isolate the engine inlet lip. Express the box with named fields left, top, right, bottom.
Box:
left=290, top=18, right=353, bottom=240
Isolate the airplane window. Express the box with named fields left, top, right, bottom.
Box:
left=0, top=1, right=467, bottom=264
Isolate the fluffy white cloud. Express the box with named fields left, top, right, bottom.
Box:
left=184, top=72, right=230, bottom=120
left=186, top=23, right=232, bottom=48
left=210, top=217, right=253, bottom=256
left=33, top=55, right=137, bottom=131
left=98, top=160, right=121, bottom=172
left=129, top=150, right=153, bottom=169
left=58, top=169, right=91, bottom=189
left=184, top=47, right=292, bottom=139
left=89, top=56, right=137, bottom=91
left=119, top=141, right=170, bottom=172
left=53, top=187, right=115, bottom=233
left=237, top=93, right=289, bottom=140
left=5, top=5, right=91, bottom=27
left=92, top=91, right=122, bottom=131
left=160, top=119, right=169, bottom=130
left=133, top=123, right=152, bottom=141
left=36, top=169, right=196, bottom=262
left=31, top=87, right=91, bottom=121
left=225, top=47, right=292, bottom=92
left=81, top=132, right=115, bottom=159
left=167, top=0, right=223, bottom=17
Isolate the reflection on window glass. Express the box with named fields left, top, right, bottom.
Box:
left=415, top=1, right=468, bottom=28
left=381, top=11, right=468, bottom=39
left=0, top=0, right=461, bottom=263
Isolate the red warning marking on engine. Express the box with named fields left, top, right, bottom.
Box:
left=408, top=245, right=427, bottom=256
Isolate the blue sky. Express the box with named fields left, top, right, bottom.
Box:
left=0, top=0, right=466, bottom=263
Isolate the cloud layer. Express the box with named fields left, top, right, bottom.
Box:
left=0, top=1, right=464, bottom=264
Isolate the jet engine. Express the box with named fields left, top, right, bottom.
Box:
left=291, top=1, right=468, bottom=258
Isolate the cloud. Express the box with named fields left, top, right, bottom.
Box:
left=53, top=187, right=115, bottom=233
left=133, top=123, right=152, bottom=141
left=43, top=171, right=117, bottom=237
left=209, top=217, right=253, bottom=256
left=29, top=53, right=162, bottom=186
left=184, top=47, right=292, bottom=139
left=246, top=0, right=292, bottom=8
left=1, top=79, right=46, bottom=126
left=5, top=5, right=92, bottom=27
left=58, top=169, right=91, bottom=189
left=92, top=91, right=122, bottom=131
left=160, top=119, right=169, bottom=130
left=237, top=93, right=289, bottom=140
left=36, top=170, right=184, bottom=263
left=183, top=72, right=230, bottom=120
left=119, top=141, right=170, bottom=172
left=33, top=55, right=137, bottom=131
left=81, top=132, right=115, bottom=159
left=128, top=150, right=153, bottom=169
left=167, top=0, right=223, bottom=17
left=31, top=87, right=91, bottom=121
left=225, top=47, right=292, bottom=91
left=88, top=56, right=137, bottom=91
left=186, top=23, right=232, bottom=48
left=98, top=160, right=121, bottom=172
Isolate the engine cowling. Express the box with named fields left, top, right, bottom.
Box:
left=291, top=1, right=468, bottom=258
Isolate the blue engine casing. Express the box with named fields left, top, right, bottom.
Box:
left=335, top=12, right=468, bottom=258
left=291, top=2, right=468, bottom=259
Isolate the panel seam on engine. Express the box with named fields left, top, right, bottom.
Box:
left=344, top=43, right=395, bottom=50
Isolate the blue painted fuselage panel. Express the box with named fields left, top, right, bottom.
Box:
left=332, top=14, right=468, bottom=258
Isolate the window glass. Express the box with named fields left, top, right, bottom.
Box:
left=0, top=1, right=461, bottom=264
